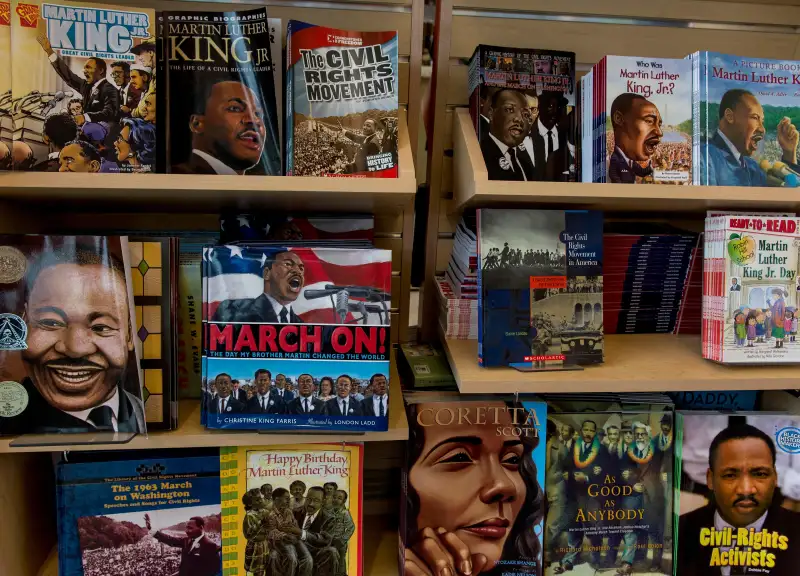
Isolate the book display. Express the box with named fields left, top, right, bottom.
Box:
left=13, top=2, right=800, bottom=576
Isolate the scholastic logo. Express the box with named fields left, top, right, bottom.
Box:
left=0, top=3, right=11, bottom=26
left=15, top=2, right=38, bottom=27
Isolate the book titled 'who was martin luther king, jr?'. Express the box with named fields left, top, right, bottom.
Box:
left=11, top=0, right=156, bottom=173
left=56, top=451, right=222, bottom=576
left=202, top=245, right=392, bottom=431
left=286, top=21, right=399, bottom=177
left=165, top=7, right=281, bottom=176
left=221, top=443, right=363, bottom=576
left=477, top=209, right=604, bottom=369
left=401, top=394, right=547, bottom=576
left=0, top=235, right=146, bottom=436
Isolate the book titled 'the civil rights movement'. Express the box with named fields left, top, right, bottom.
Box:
left=286, top=21, right=399, bottom=177
left=202, top=245, right=392, bottom=432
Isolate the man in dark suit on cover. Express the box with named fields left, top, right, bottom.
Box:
left=207, top=373, right=245, bottom=414
left=110, top=61, right=141, bottom=118
left=288, top=374, right=325, bottom=415
left=677, top=424, right=800, bottom=576
left=479, top=88, right=533, bottom=181
left=341, top=118, right=381, bottom=173
left=529, top=91, right=571, bottom=181
left=324, top=375, right=364, bottom=417
left=731, top=278, right=742, bottom=292
left=146, top=514, right=221, bottom=576
left=274, top=373, right=295, bottom=402
left=247, top=368, right=284, bottom=414
left=608, top=93, right=662, bottom=184
left=362, top=373, right=388, bottom=417
left=231, top=379, right=248, bottom=404
left=213, top=250, right=305, bottom=323
left=37, top=34, right=119, bottom=126
left=294, top=487, right=340, bottom=576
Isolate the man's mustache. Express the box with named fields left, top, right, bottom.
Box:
left=734, top=496, right=759, bottom=507
left=44, top=358, right=104, bottom=370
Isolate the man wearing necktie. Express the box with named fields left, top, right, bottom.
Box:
left=324, top=375, right=364, bottom=417
left=479, top=88, right=533, bottom=181
left=293, top=487, right=339, bottom=576
left=530, top=90, right=571, bottom=181
left=207, top=373, right=245, bottom=414
left=212, top=250, right=306, bottom=323
left=288, top=374, right=324, bottom=415
left=362, top=373, right=388, bottom=417
left=608, top=93, right=661, bottom=184
left=274, top=374, right=295, bottom=402
left=146, top=514, right=221, bottom=576
left=247, top=369, right=284, bottom=414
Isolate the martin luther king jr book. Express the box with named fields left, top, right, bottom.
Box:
left=164, top=7, right=281, bottom=176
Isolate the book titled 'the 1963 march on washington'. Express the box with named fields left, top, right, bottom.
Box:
left=164, top=7, right=281, bottom=176
left=286, top=21, right=399, bottom=177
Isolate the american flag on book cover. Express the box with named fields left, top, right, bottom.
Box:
left=202, top=245, right=392, bottom=431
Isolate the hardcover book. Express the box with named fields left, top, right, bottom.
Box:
left=11, top=0, right=156, bottom=172
left=468, top=44, right=576, bottom=182
left=477, top=209, right=604, bottom=368
left=0, top=235, right=145, bottom=436
left=220, top=443, right=363, bottom=576
left=202, top=245, right=391, bottom=431
left=285, top=21, right=399, bottom=177
left=56, top=452, right=222, bottom=576
left=544, top=408, right=674, bottom=575
left=590, top=56, right=691, bottom=185
left=692, top=52, right=800, bottom=187
left=402, top=394, right=547, bottom=576
left=703, top=214, right=800, bottom=364
left=0, top=1, right=10, bottom=170
left=676, top=412, right=800, bottom=576
left=164, top=7, right=281, bottom=176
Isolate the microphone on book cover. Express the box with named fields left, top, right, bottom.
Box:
left=759, top=159, right=799, bottom=187
left=304, top=284, right=389, bottom=301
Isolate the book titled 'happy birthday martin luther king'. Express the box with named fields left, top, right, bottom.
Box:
left=202, top=245, right=392, bottom=431
left=286, top=21, right=399, bottom=177
left=164, top=7, right=281, bottom=176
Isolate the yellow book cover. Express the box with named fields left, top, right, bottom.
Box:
left=221, top=443, right=363, bottom=576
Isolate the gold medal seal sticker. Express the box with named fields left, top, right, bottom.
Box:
left=0, top=246, right=27, bottom=284
left=0, top=381, right=28, bottom=418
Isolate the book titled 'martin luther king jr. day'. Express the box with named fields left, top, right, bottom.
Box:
left=56, top=452, right=222, bottom=576
left=692, top=52, right=800, bottom=187
left=164, top=7, right=281, bottom=176
left=0, top=235, right=145, bottom=436
left=202, top=245, right=392, bottom=431
left=468, top=44, right=577, bottom=182
left=220, top=443, right=363, bottom=576
left=401, top=394, right=547, bottom=576
left=286, top=21, right=399, bottom=177
left=12, top=0, right=156, bottom=173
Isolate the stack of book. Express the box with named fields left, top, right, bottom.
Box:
left=674, top=233, right=704, bottom=335
left=604, top=225, right=697, bottom=334
left=437, top=277, right=478, bottom=339
left=445, top=212, right=478, bottom=300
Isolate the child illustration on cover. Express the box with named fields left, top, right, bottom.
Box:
left=765, top=308, right=773, bottom=341
left=746, top=312, right=757, bottom=347
left=784, top=310, right=794, bottom=348
left=792, top=310, right=798, bottom=342
left=773, top=310, right=787, bottom=348
left=755, top=311, right=766, bottom=343
left=242, top=488, right=270, bottom=576
left=733, top=311, right=747, bottom=347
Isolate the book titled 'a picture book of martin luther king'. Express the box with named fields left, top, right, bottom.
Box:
left=202, top=245, right=392, bottom=432
left=12, top=0, right=156, bottom=173
left=692, top=52, right=800, bottom=187
left=220, top=443, right=363, bottom=576
left=286, top=21, right=399, bottom=177
left=164, top=7, right=281, bottom=176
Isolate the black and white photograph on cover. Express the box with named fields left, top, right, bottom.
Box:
left=291, top=110, right=399, bottom=176
left=677, top=414, right=800, bottom=576
left=77, top=505, right=222, bottom=576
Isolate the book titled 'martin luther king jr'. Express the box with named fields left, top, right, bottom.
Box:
left=286, top=21, right=399, bottom=177
left=164, top=7, right=281, bottom=176
left=202, top=245, right=392, bottom=431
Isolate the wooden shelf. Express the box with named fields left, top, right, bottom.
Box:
left=0, top=112, right=415, bottom=213
left=441, top=333, right=800, bottom=393
left=452, top=107, right=800, bottom=213
left=0, top=378, right=407, bottom=453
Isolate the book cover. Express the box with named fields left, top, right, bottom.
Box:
left=693, top=52, right=800, bottom=187
left=220, top=443, right=363, bottom=576
left=600, top=56, right=691, bottom=185
left=164, top=7, right=281, bottom=176
left=285, top=21, right=399, bottom=177
left=219, top=213, right=375, bottom=245
left=0, top=235, right=145, bottom=436
left=676, top=412, right=800, bottom=576
left=202, top=245, right=391, bottom=431
left=57, top=453, right=222, bottom=576
left=0, top=0, right=10, bottom=169
left=469, top=44, right=576, bottom=182
left=544, top=409, right=674, bottom=575
left=477, top=209, right=604, bottom=368
left=11, top=0, right=156, bottom=172
left=398, top=343, right=456, bottom=389
left=402, top=396, right=547, bottom=576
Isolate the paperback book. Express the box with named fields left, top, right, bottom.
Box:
left=477, top=209, right=604, bottom=368
left=202, top=245, right=391, bottom=431
left=0, top=2, right=10, bottom=169
left=220, top=443, right=363, bottom=576
left=286, top=21, right=399, bottom=177
left=468, top=44, right=577, bottom=182
left=691, top=52, right=800, bottom=187
left=11, top=0, right=156, bottom=172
